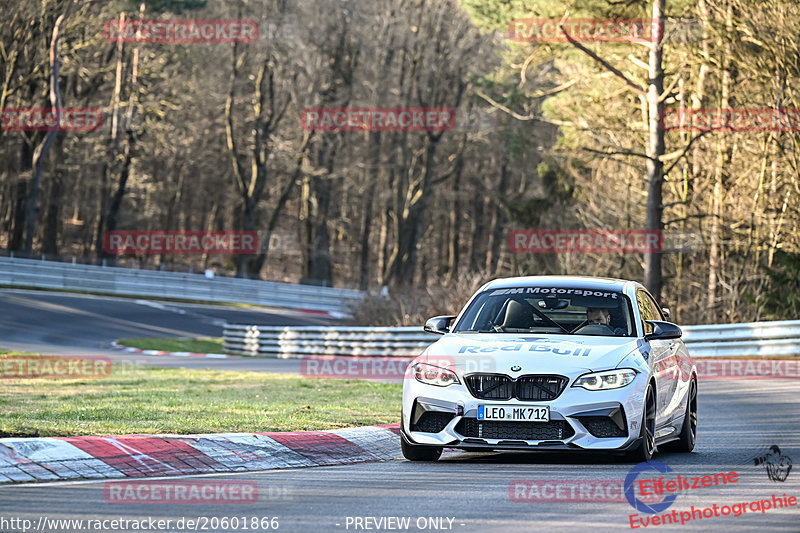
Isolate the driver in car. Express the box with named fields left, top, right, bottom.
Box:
left=586, top=307, right=627, bottom=336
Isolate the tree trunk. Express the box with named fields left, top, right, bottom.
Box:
left=444, top=147, right=464, bottom=285
left=385, top=135, right=442, bottom=285
left=41, top=165, right=62, bottom=256
left=643, top=0, right=667, bottom=300
left=485, top=162, right=509, bottom=273
left=9, top=172, right=28, bottom=252
left=24, top=3, right=74, bottom=255
left=100, top=140, right=134, bottom=265
left=358, top=177, right=376, bottom=290
left=706, top=2, right=735, bottom=321
left=304, top=176, right=333, bottom=285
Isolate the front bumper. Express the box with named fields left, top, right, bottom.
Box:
left=402, top=372, right=647, bottom=451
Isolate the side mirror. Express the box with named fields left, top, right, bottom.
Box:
left=645, top=320, right=682, bottom=341
left=661, top=307, right=671, bottom=319
left=424, top=315, right=456, bottom=335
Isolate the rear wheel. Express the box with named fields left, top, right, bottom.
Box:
left=622, top=384, right=656, bottom=463
left=401, top=435, right=442, bottom=462
left=661, top=379, right=697, bottom=453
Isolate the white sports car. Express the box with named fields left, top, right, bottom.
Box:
left=401, top=276, right=697, bottom=462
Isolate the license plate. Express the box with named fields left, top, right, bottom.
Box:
left=477, top=405, right=550, bottom=422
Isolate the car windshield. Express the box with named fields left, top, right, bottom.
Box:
left=452, top=286, right=635, bottom=337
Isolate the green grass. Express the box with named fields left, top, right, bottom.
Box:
left=117, top=337, right=225, bottom=354
left=0, top=352, right=401, bottom=437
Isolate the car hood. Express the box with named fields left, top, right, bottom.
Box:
left=420, top=333, right=641, bottom=375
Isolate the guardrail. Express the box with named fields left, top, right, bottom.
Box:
left=0, top=256, right=362, bottom=316
left=223, top=325, right=437, bottom=357
left=223, top=320, right=800, bottom=358
left=681, top=320, right=800, bottom=357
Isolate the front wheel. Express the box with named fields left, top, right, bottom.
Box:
left=621, top=384, right=656, bottom=463
left=661, top=379, right=697, bottom=453
left=401, top=435, right=442, bottom=462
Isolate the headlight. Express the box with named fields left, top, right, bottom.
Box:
left=413, top=363, right=460, bottom=387
left=572, top=369, right=637, bottom=390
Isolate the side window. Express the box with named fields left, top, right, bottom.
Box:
left=636, top=290, right=656, bottom=335
left=644, top=293, right=665, bottom=321
left=637, top=290, right=663, bottom=335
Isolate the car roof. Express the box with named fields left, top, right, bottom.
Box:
left=482, top=275, right=640, bottom=293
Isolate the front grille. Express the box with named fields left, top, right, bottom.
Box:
left=464, top=374, right=514, bottom=399
left=455, top=418, right=575, bottom=441
left=516, top=376, right=569, bottom=401
left=411, top=411, right=455, bottom=433
left=464, top=374, right=568, bottom=401
left=578, top=416, right=628, bottom=438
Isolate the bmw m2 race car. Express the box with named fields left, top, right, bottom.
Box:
left=401, top=276, right=698, bottom=462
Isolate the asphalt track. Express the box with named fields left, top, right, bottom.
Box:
left=1, top=290, right=799, bottom=532
left=0, top=289, right=329, bottom=372
left=1, top=379, right=799, bottom=532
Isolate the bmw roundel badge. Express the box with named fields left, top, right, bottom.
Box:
left=510, top=365, right=522, bottom=372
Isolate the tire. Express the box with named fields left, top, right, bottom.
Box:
left=660, top=379, right=697, bottom=453
left=401, top=435, right=442, bottom=462
left=622, top=384, right=656, bottom=463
